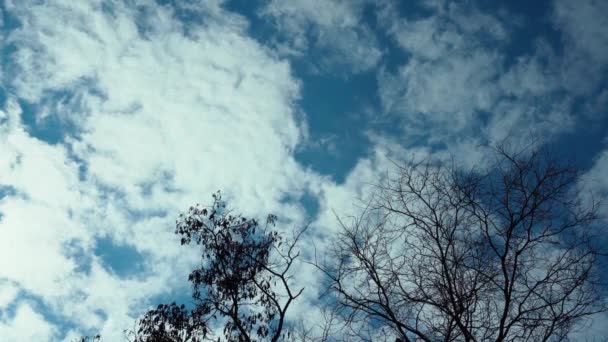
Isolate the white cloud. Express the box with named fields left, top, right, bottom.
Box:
left=382, top=1, right=507, bottom=61
left=375, top=0, right=586, bottom=159
left=0, top=303, right=57, bottom=341
left=377, top=0, right=505, bottom=124
left=0, top=99, right=159, bottom=341
left=553, top=0, right=608, bottom=94
left=261, top=0, right=382, bottom=74
left=577, top=146, right=608, bottom=340
left=0, top=282, right=19, bottom=308
left=1, top=0, right=607, bottom=340
left=582, top=148, right=608, bottom=199
left=0, top=0, right=319, bottom=339
left=379, top=51, right=501, bottom=131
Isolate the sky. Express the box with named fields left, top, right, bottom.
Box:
left=0, top=0, right=607, bottom=340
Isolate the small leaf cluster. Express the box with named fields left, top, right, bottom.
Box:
left=136, top=191, right=299, bottom=342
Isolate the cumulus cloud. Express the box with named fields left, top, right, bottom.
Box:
left=375, top=0, right=606, bottom=155
left=576, top=148, right=608, bottom=339
left=582, top=148, right=608, bottom=200
left=553, top=0, right=608, bottom=95
left=260, top=0, right=382, bottom=74
left=1, top=0, right=607, bottom=340
left=0, top=0, right=319, bottom=339
left=0, top=303, right=57, bottom=341
left=376, top=1, right=508, bottom=141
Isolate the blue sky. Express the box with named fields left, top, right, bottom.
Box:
left=0, top=0, right=607, bottom=340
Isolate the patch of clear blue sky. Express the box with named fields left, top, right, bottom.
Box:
left=94, top=237, right=148, bottom=278
left=226, top=0, right=400, bottom=185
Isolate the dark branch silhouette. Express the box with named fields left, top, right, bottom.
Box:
left=79, top=145, right=607, bottom=342
left=316, top=144, right=607, bottom=341
left=129, top=191, right=305, bottom=342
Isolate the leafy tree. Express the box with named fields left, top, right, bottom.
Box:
left=317, top=145, right=607, bottom=341
left=78, top=145, right=608, bottom=342
left=130, top=191, right=305, bottom=342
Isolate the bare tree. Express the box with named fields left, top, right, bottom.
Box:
left=317, top=145, right=607, bottom=341
left=289, top=306, right=352, bottom=342
left=131, top=191, right=305, bottom=342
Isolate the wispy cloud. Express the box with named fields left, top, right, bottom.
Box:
left=375, top=0, right=606, bottom=155
left=260, top=0, right=382, bottom=74
left=553, top=0, right=608, bottom=95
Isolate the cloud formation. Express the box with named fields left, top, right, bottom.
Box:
left=375, top=0, right=606, bottom=154
left=261, top=0, right=382, bottom=74
left=1, top=0, right=316, bottom=339
left=0, top=0, right=607, bottom=340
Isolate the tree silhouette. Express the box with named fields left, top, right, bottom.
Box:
left=79, top=146, right=607, bottom=342
left=317, top=144, right=607, bottom=341
left=130, top=191, right=305, bottom=342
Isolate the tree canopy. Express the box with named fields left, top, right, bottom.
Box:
left=84, top=146, right=606, bottom=342
left=317, top=145, right=606, bottom=341
left=128, top=191, right=305, bottom=342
